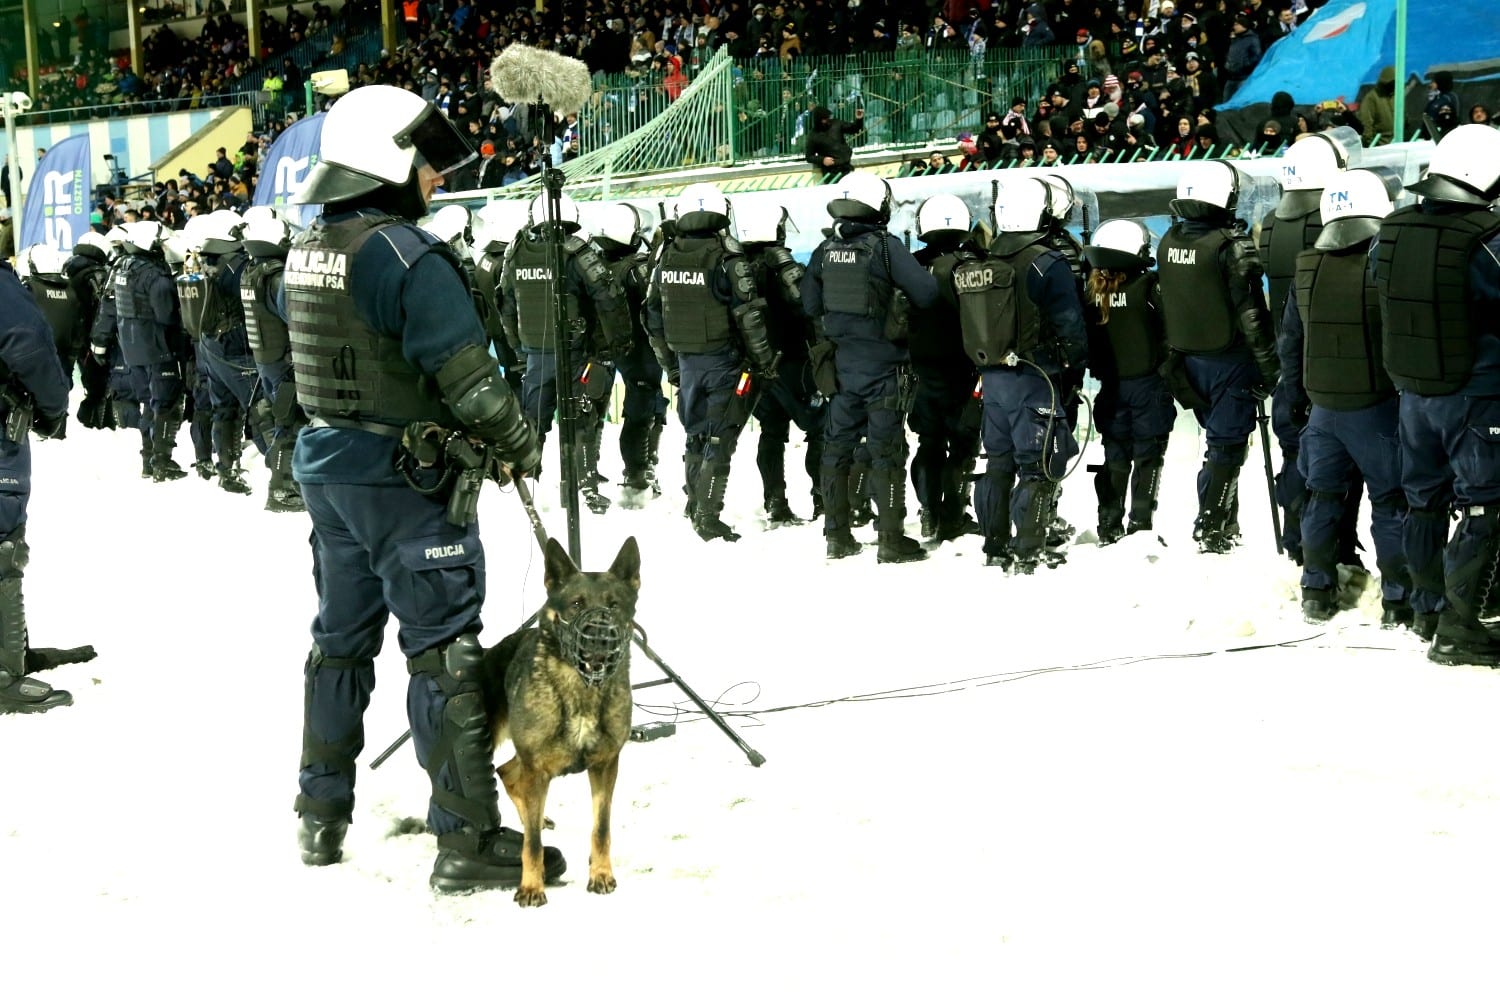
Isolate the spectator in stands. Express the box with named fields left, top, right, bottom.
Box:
left=1167, top=114, right=1195, bottom=157
left=1425, top=71, right=1461, bottom=139
left=211, top=146, right=234, bottom=181
left=1358, top=66, right=1398, bottom=145
left=1222, top=14, right=1262, bottom=102
left=1471, top=104, right=1498, bottom=129
left=1022, top=4, right=1054, bottom=47
left=978, top=111, right=1007, bottom=164
left=1257, top=119, right=1286, bottom=153
left=804, top=104, right=864, bottom=177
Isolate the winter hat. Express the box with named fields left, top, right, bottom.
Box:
left=1184, top=51, right=1201, bottom=65
left=1076, top=28, right=1090, bottom=41
left=480, top=141, right=495, bottom=155
left=1103, top=74, right=1120, bottom=91
left=1011, top=95, right=1027, bottom=110
left=1234, top=13, right=1255, bottom=30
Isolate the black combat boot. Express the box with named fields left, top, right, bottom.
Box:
left=873, top=469, right=926, bottom=564
left=265, top=432, right=305, bottom=513
left=935, top=463, right=980, bottom=542
left=822, top=466, right=860, bottom=558
left=682, top=449, right=703, bottom=521
left=1011, top=479, right=1062, bottom=574
left=1429, top=508, right=1500, bottom=667
left=136, top=410, right=155, bottom=478
left=298, top=815, right=350, bottom=866
left=1196, top=460, right=1241, bottom=555
left=618, top=412, right=652, bottom=507
left=580, top=415, right=611, bottom=513
left=1127, top=455, right=1163, bottom=535
left=848, top=462, right=874, bottom=527
left=1301, top=587, right=1338, bottom=623
left=215, top=415, right=252, bottom=495
left=1380, top=601, right=1414, bottom=629
left=646, top=415, right=665, bottom=497
left=764, top=487, right=805, bottom=525
left=1095, top=462, right=1130, bottom=546
left=151, top=406, right=188, bottom=482
left=0, top=532, right=71, bottom=715
left=692, top=461, right=740, bottom=542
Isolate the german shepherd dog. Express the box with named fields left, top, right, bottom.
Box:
left=480, top=535, right=640, bottom=907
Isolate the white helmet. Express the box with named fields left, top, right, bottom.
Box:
left=1279, top=126, right=1362, bottom=192
left=1173, top=161, right=1246, bottom=215
left=673, top=183, right=730, bottom=222
left=162, top=233, right=190, bottom=270
left=103, top=225, right=133, bottom=257
left=199, top=209, right=244, bottom=255
left=528, top=191, right=582, bottom=231
left=593, top=202, right=644, bottom=251
left=915, top=194, right=971, bottom=242
left=1084, top=218, right=1154, bottom=270
left=26, top=244, right=70, bottom=278
left=992, top=177, right=1052, bottom=233
left=241, top=214, right=292, bottom=258
left=1410, top=123, right=1500, bottom=206
left=295, top=85, right=474, bottom=204
left=474, top=199, right=530, bottom=251
left=72, top=230, right=112, bottom=262
left=1315, top=167, right=1402, bottom=251
left=1039, top=174, right=1077, bottom=223
left=12, top=245, right=36, bottom=279
left=827, top=170, right=891, bottom=223
left=423, top=204, right=473, bottom=246
left=241, top=205, right=276, bottom=227
left=124, top=220, right=169, bottom=255
left=734, top=205, right=788, bottom=245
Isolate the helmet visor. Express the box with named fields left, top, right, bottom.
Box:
left=401, top=106, right=475, bottom=177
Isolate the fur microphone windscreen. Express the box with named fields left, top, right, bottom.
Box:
left=489, top=45, right=593, bottom=118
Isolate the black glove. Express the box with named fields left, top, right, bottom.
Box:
left=25, top=645, right=97, bottom=674
left=666, top=365, right=681, bottom=388
left=755, top=351, right=783, bottom=383
left=77, top=392, right=116, bottom=430
left=33, top=410, right=67, bottom=440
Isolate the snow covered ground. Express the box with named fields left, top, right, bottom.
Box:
left=6, top=398, right=1500, bottom=999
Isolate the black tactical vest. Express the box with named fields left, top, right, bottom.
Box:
left=241, top=258, right=289, bottom=364
left=1093, top=271, right=1162, bottom=380
left=176, top=270, right=210, bottom=341
left=1157, top=227, right=1235, bottom=354
left=1258, top=210, right=1323, bottom=336
left=508, top=236, right=584, bottom=351
left=28, top=275, right=81, bottom=357
left=821, top=231, right=888, bottom=318
left=115, top=256, right=165, bottom=327
left=911, top=247, right=978, bottom=368
left=606, top=252, right=649, bottom=340
left=285, top=216, right=448, bottom=426
left=658, top=236, right=733, bottom=354
left=953, top=244, right=1049, bottom=368
left=750, top=249, right=808, bottom=356
left=1294, top=247, right=1392, bottom=411
left=473, top=249, right=509, bottom=350
left=1375, top=205, right=1500, bottom=395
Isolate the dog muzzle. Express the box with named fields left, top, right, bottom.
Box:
left=556, top=607, right=631, bottom=686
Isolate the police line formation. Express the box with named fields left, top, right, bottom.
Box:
left=2, top=85, right=1499, bottom=894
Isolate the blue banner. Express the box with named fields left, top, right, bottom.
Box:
left=18, top=135, right=92, bottom=252
left=1223, top=0, right=1500, bottom=109
left=251, top=114, right=324, bottom=227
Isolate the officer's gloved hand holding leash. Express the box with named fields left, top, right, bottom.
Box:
left=399, top=423, right=536, bottom=528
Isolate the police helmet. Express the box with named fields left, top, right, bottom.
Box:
left=527, top=191, right=582, bottom=232
left=915, top=194, right=971, bottom=242
left=475, top=199, right=530, bottom=251
left=26, top=244, right=69, bottom=279
left=735, top=205, right=788, bottom=246
left=424, top=204, right=474, bottom=248
left=103, top=225, right=133, bottom=258
left=1278, top=126, right=1362, bottom=192
left=295, top=85, right=474, bottom=205
left=827, top=171, right=891, bottom=224
left=72, top=230, right=111, bottom=263
left=124, top=220, right=169, bottom=255
left=1039, top=174, right=1078, bottom=224
left=992, top=178, right=1053, bottom=234
left=199, top=209, right=244, bottom=256
left=1409, top=123, right=1500, bottom=206
left=673, top=183, right=731, bottom=232
left=162, top=233, right=190, bottom=271
left=1171, top=161, right=1247, bottom=217
left=592, top=202, right=644, bottom=252
left=241, top=205, right=276, bottom=228
left=241, top=214, right=292, bottom=259
left=1314, top=168, right=1402, bottom=251
left=1083, top=218, right=1154, bottom=270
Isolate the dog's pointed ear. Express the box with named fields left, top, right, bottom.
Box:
left=609, top=536, right=641, bottom=590
left=544, top=538, right=579, bottom=590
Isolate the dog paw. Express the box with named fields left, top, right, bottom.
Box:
left=587, top=873, right=617, bottom=894
left=514, top=885, right=549, bottom=908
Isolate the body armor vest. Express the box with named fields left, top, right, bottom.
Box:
left=953, top=244, right=1048, bottom=368
left=1157, top=227, right=1235, bottom=354
left=606, top=252, right=649, bottom=341
left=176, top=270, right=210, bottom=341
left=473, top=249, right=509, bottom=350
left=1295, top=247, right=1392, bottom=411
left=658, top=236, right=733, bottom=354
left=750, top=249, right=809, bottom=357
left=1093, top=271, right=1161, bottom=380
left=1258, top=210, right=1323, bottom=335
left=910, top=247, right=978, bottom=368
left=241, top=258, right=289, bottom=364
left=821, top=231, right=888, bottom=318
left=28, top=275, right=81, bottom=357
left=1375, top=205, right=1500, bottom=395
left=115, top=256, right=164, bottom=326
left=509, top=236, right=582, bottom=351
left=285, top=216, right=448, bottom=426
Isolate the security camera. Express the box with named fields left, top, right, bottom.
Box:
left=3, top=92, right=33, bottom=114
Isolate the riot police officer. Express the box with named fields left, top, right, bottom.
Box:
left=500, top=191, right=632, bottom=513
left=591, top=202, right=668, bottom=509
left=1156, top=161, right=1279, bottom=554
left=1278, top=169, right=1410, bottom=626
left=61, top=232, right=117, bottom=429
left=1258, top=128, right=1364, bottom=563
left=240, top=210, right=305, bottom=513
left=953, top=178, right=1087, bottom=573
left=646, top=183, right=780, bottom=542
left=110, top=220, right=189, bottom=482
left=21, top=243, right=111, bottom=431
left=181, top=210, right=265, bottom=495
left=1082, top=219, right=1175, bottom=544
left=802, top=171, right=939, bottom=563
left=1373, top=124, right=1500, bottom=665
left=908, top=194, right=982, bottom=543
left=738, top=205, right=825, bottom=525
left=284, top=85, right=559, bottom=892
left=470, top=199, right=530, bottom=398
left=0, top=259, right=94, bottom=714
left=90, top=228, right=152, bottom=470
